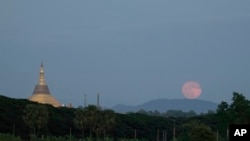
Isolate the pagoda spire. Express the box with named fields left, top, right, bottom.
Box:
left=29, top=63, right=61, bottom=107
left=32, top=63, right=50, bottom=95
left=38, top=62, right=46, bottom=85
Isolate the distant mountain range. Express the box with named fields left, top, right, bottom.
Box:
left=111, top=98, right=218, bottom=114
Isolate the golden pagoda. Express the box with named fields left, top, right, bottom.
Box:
left=28, top=63, right=61, bottom=107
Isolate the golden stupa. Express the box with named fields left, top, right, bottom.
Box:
left=28, top=63, right=61, bottom=107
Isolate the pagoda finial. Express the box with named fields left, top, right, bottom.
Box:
left=38, top=62, right=46, bottom=85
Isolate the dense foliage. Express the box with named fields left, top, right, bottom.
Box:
left=0, top=92, right=249, bottom=141
left=136, top=109, right=198, bottom=117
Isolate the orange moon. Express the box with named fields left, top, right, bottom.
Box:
left=182, top=81, right=202, bottom=99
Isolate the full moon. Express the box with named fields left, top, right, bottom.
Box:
left=182, top=81, right=202, bottom=99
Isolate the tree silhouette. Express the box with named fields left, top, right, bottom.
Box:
left=74, top=108, right=87, bottom=139
left=23, top=104, right=49, bottom=136
left=102, top=109, right=116, bottom=138
left=189, top=123, right=216, bottom=141
left=216, top=92, right=250, bottom=139
left=230, top=92, right=250, bottom=124
left=178, top=121, right=216, bottom=141
left=85, top=105, right=101, bottom=137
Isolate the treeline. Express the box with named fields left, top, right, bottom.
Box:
left=135, top=109, right=201, bottom=117
left=0, top=92, right=250, bottom=141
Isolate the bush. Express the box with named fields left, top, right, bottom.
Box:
left=0, top=133, right=22, bottom=141
left=30, top=135, right=78, bottom=141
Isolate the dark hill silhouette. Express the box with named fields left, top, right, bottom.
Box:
left=112, top=98, right=218, bottom=113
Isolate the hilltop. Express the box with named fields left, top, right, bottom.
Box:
left=112, top=98, right=218, bottom=113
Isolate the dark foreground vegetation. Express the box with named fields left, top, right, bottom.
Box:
left=0, top=92, right=250, bottom=141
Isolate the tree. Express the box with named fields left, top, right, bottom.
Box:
left=85, top=105, right=101, bottom=137
left=230, top=92, right=250, bottom=124
left=189, top=124, right=216, bottom=141
left=79, top=106, right=116, bottom=139
left=136, top=109, right=147, bottom=115
left=217, top=92, right=250, bottom=125
left=216, top=92, right=250, bottom=140
left=177, top=121, right=216, bottom=141
left=216, top=101, right=231, bottom=138
left=102, top=109, right=116, bottom=138
left=23, top=104, right=49, bottom=136
left=74, top=108, right=87, bottom=139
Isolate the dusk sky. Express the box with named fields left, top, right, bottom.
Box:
left=1, top=1, right=250, bottom=108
